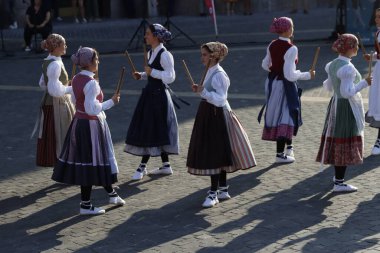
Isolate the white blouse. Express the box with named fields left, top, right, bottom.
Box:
left=78, top=70, right=114, bottom=116
left=200, top=64, right=229, bottom=107
left=38, top=54, right=73, bottom=97
left=262, top=37, right=311, bottom=82
left=323, top=55, right=368, bottom=98
left=139, top=43, right=175, bottom=84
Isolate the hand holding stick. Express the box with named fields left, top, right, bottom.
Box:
left=182, top=60, right=195, bottom=85
left=115, top=67, right=126, bottom=94
left=125, top=50, right=137, bottom=73
left=311, top=47, right=320, bottom=71
left=199, top=59, right=212, bottom=86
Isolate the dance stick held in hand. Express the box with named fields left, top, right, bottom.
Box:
left=125, top=50, right=137, bottom=73
left=115, top=67, right=126, bottom=94
left=311, top=47, right=320, bottom=71
left=71, top=64, right=76, bottom=80
left=357, top=33, right=367, bottom=55
left=199, top=59, right=211, bottom=86
left=182, top=60, right=195, bottom=86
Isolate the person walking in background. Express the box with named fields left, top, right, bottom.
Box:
left=364, top=8, right=380, bottom=155
left=5, top=0, right=18, bottom=29
left=290, top=0, right=309, bottom=14
left=124, top=24, right=179, bottom=181
left=52, top=47, right=125, bottom=215
left=224, top=0, right=238, bottom=16
left=260, top=17, right=315, bottom=164
left=243, top=0, right=252, bottom=15
left=72, top=0, right=86, bottom=23
left=86, top=0, right=102, bottom=22
left=316, top=34, right=371, bottom=192
left=187, top=42, right=256, bottom=208
left=24, top=0, right=52, bottom=51
left=33, top=34, right=75, bottom=167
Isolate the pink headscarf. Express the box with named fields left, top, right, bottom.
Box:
left=270, top=17, right=293, bottom=34
left=71, top=46, right=97, bottom=68
left=332, top=34, right=358, bottom=54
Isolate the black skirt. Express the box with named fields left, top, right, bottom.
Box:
left=125, top=85, right=169, bottom=147
left=187, top=100, right=233, bottom=175
left=52, top=118, right=118, bottom=186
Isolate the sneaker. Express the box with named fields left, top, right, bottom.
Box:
left=56, top=16, right=63, bottom=22
left=275, top=153, right=295, bottom=163
left=74, top=18, right=80, bottom=23
left=371, top=140, right=380, bottom=155
left=24, top=46, right=31, bottom=52
left=131, top=167, right=147, bottom=180
left=80, top=206, right=105, bottom=215
left=285, top=146, right=294, bottom=157
left=333, top=183, right=358, bottom=192
left=82, top=18, right=87, bottom=23
left=217, top=186, right=231, bottom=200
left=149, top=166, right=173, bottom=175
left=9, top=21, right=17, bottom=29
left=202, top=191, right=219, bottom=208
left=109, top=196, right=125, bottom=206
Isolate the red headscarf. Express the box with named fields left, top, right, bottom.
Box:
left=332, top=33, right=358, bottom=54
left=270, top=17, right=293, bottom=34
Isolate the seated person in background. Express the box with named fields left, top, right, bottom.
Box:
left=24, top=0, right=52, bottom=52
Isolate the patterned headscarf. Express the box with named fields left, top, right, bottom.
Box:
left=150, top=23, right=172, bottom=43
left=202, top=42, right=229, bottom=62
left=71, top=46, right=97, bottom=68
left=270, top=17, right=293, bottom=34
left=332, top=33, right=358, bottom=54
left=41, top=33, right=65, bottom=52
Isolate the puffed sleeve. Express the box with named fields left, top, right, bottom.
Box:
left=46, top=61, right=72, bottom=97
left=283, top=46, right=311, bottom=82
left=83, top=80, right=114, bottom=116
left=200, top=72, right=229, bottom=107
left=322, top=62, right=333, bottom=92
left=262, top=44, right=272, bottom=72
left=150, top=50, right=176, bottom=84
left=337, top=64, right=368, bottom=98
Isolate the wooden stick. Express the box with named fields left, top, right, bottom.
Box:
left=125, top=50, right=137, bottom=72
left=311, top=47, right=320, bottom=71
left=199, top=59, right=211, bottom=86
left=71, top=64, right=76, bottom=80
left=115, top=67, right=126, bottom=94
left=143, top=44, right=148, bottom=67
left=94, top=70, right=99, bottom=80
left=182, top=60, right=195, bottom=85
left=357, top=33, right=367, bottom=55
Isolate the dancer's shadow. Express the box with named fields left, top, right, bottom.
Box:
left=0, top=183, right=67, bottom=216
left=196, top=155, right=380, bottom=253
left=284, top=192, right=380, bottom=252
left=74, top=164, right=277, bottom=252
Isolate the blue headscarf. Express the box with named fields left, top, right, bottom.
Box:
left=150, top=23, right=172, bottom=43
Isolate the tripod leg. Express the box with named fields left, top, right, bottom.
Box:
left=128, top=21, right=147, bottom=48
left=166, top=20, right=196, bottom=44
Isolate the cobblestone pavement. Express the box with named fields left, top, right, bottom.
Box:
left=1, top=7, right=380, bottom=253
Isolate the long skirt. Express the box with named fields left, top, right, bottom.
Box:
left=366, top=61, right=380, bottom=128
left=36, top=94, right=75, bottom=167
left=52, top=116, right=118, bottom=186
left=262, top=78, right=295, bottom=141
left=316, top=97, right=363, bottom=166
left=224, top=109, right=257, bottom=170
left=36, top=105, right=56, bottom=166
left=125, top=88, right=179, bottom=156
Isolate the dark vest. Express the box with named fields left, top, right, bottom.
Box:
left=72, top=74, right=103, bottom=120
left=269, top=39, right=297, bottom=80
left=147, top=48, right=165, bottom=90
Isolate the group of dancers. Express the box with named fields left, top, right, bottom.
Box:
left=33, top=12, right=380, bottom=214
